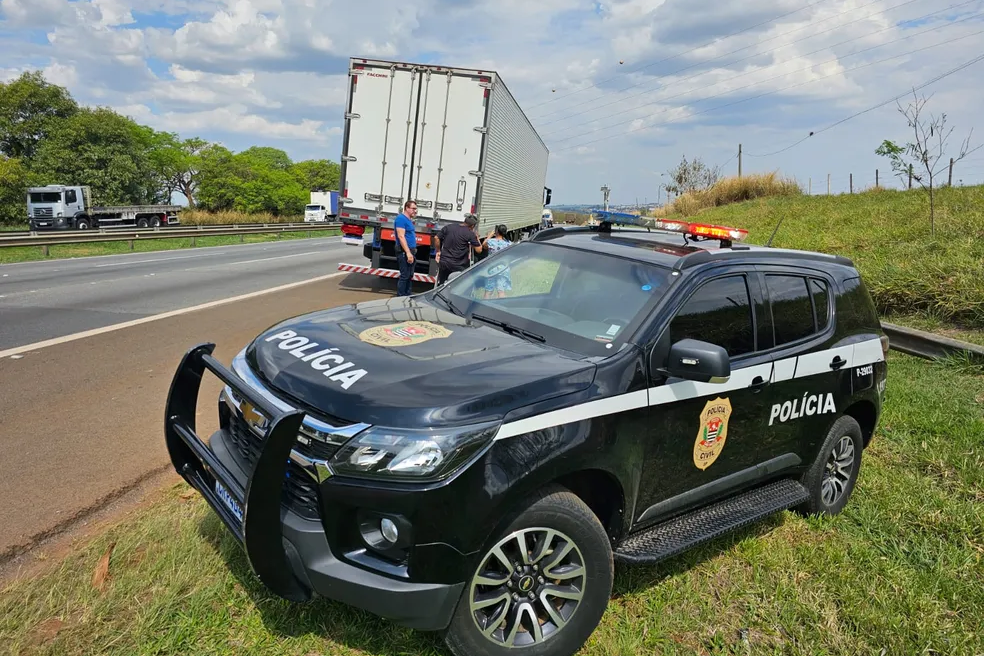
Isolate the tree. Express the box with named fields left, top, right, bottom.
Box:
left=0, top=157, right=32, bottom=225
left=664, top=155, right=719, bottom=196
left=0, top=71, right=79, bottom=160
left=31, top=108, right=156, bottom=206
left=239, top=146, right=293, bottom=171
left=291, top=159, right=340, bottom=192
left=875, top=90, right=975, bottom=237
left=141, top=130, right=210, bottom=206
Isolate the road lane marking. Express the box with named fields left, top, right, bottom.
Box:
left=0, top=236, right=343, bottom=269
left=95, top=253, right=215, bottom=267
left=0, top=272, right=346, bottom=359
left=183, top=251, right=325, bottom=270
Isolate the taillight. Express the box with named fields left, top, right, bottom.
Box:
left=880, top=334, right=890, bottom=356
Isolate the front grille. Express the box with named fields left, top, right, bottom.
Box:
left=33, top=208, right=53, bottom=218
left=225, top=410, right=339, bottom=521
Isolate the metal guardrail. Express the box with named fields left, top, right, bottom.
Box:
left=882, top=322, right=984, bottom=364
left=0, top=222, right=341, bottom=251
left=1, top=221, right=335, bottom=240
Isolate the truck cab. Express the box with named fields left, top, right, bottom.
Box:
left=27, top=185, right=90, bottom=230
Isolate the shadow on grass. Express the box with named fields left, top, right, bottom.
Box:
left=610, top=513, right=788, bottom=598
left=195, top=513, right=450, bottom=656
left=193, top=506, right=793, bottom=655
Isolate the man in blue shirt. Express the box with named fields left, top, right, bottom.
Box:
left=394, top=200, right=417, bottom=296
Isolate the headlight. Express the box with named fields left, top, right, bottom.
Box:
left=329, top=421, right=499, bottom=482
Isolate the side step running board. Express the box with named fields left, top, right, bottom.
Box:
left=614, top=479, right=809, bottom=565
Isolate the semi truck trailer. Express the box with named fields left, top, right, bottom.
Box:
left=334, top=57, right=551, bottom=284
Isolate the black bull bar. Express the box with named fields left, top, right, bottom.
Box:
left=164, top=342, right=311, bottom=602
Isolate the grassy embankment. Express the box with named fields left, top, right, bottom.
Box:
left=0, top=352, right=980, bottom=655
left=0, top=211, right=339, bottom=265
left=637, top=174, right=984, bottom=336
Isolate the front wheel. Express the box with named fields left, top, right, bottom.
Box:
left=444, top=486, right=613, bottom=656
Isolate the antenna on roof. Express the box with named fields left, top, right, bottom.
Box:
left=765, top=216, right=785, bottom=248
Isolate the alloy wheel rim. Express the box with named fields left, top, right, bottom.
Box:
left=821, top=435, right=855, bottom=506
left=468, top=527, right=586, bottom=648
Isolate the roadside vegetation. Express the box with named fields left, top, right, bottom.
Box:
left=658, top=182, right=984, bottom=330
left=0, top=352, right=980, bottom=655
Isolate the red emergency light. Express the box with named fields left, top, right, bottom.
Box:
left=653, top=219, right=748, bottom=244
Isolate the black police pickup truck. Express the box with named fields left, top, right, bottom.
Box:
left=165, top=215, right=888, bottom=656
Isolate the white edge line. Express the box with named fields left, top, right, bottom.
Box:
left=0, top=272, right=346, bottom=359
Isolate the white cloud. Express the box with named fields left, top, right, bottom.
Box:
left=1, top=0, right=983, bottom=201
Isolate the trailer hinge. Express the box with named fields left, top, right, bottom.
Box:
left=473, top=127, right=488, bottom=134
left=436, top=202, right=453, bottom=212
left=365, top=193, right=382, bottom=203
left=384, top=195, right=402, bottom=205
left=342, top=155, right=357, bottom=162
left=468, top=170, right=483, bottom=177
left=479, top=82, right=493, bottom=89
left=339, top=197, right=353, bottom=205
left=345, top=112, right=361, bottom=120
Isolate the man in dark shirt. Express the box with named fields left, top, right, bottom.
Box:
left=435, top=216, right=484, bottom=285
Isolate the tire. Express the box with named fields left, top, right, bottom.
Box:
left=444, top=486, right=613, bottom=656
left=137, top=218, right=149, bottom=228
left=795, top=415, right=863, bottom=517
left=76, top=218, right=89, bottom=230
left=150, top=217, right=161, bottom=228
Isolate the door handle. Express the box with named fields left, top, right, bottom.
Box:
left=829, top=356, right=847, bottom=370
left=749, top=375, right=768, bottom=393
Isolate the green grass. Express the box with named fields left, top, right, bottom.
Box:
left=0, top=229, right=341, bottom=265
left=1, top=352, right=981, bottom=655
left=663, top=184, right=984, bottom=330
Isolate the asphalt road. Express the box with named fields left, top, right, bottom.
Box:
left=0, top=236, right=363, bottom=351
left=0, top=273, right=396, bottom=574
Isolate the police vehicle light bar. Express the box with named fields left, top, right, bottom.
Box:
left=652, top=219, right=748, bottom=243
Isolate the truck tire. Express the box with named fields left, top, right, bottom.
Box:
left=76, top=218, right=90, bottom=230
left=444, top=485, right=613, bottom=656
left=137, top=217, right=149, bottom=228
left=795, top=415, right=863, bottom=517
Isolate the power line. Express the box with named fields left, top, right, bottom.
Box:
left=536, top=0, right=921, bottom=127
left=553, top=26, right=984, bottom=154
left=542, top=0, right=978, bottom=142
left=552, top=11, right=984, bottom=143
left=746, top=53, right=984, bottom=157
left=523, top=0, right=834, bottom=114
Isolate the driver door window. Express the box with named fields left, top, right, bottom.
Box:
left=668, top=275, right=755, bottom=357
left=66, top=190, right=77, bottom=204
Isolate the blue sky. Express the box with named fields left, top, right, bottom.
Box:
left=2, top=0, right=984, bottom=205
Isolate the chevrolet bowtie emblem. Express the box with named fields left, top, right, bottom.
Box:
left=241, top=401, right=267, bottom=432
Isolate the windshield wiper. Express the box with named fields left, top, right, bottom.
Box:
left=471, top=313, right=546, bottom=343
left=434, top=288, right=462, bottom=316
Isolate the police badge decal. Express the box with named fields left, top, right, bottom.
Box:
left=359, top=321, right=452, bottom=347
left=693, top=397, right=732, bottom=470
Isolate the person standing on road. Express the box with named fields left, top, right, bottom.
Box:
left=435, top=216, right=484, bottom=286
left=483, top=224, right=513, bottom=299
left=395, top=200, right=417, bottom=297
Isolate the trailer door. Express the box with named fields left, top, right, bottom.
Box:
left=410, top=68, right=489, bottom=223
left=343, top=62, right=420, bottom=217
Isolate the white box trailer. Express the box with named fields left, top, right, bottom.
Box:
left=335, top=57, right=551, bottom=284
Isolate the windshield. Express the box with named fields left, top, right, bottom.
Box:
left=437, top=240, right=673, bottom=355
left=30, top=192, right=62, bottom=203
left=305, top=205, right=322, bottom=211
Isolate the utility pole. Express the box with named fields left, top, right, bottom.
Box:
left=949, top=158, right=954, bottom=187
left=827, top=174, right=831, bottom=196
left=600, top=184, right=610, bottom=212
left=876, top=169, right=879, bottom=188
left=850, top=173, right=853, bottom=194
left=738, top=144, right=742, bottom=177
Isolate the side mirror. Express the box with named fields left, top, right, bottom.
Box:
left=664, top=338, right=730, bottom=383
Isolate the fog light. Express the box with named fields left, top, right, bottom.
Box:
left=380, top=517, right=399, bottom=544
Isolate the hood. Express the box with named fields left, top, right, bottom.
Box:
left=245, top=295, right=596, bottom=428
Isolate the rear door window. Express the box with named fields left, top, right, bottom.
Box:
left=766, top=275, right=815, bottom=346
